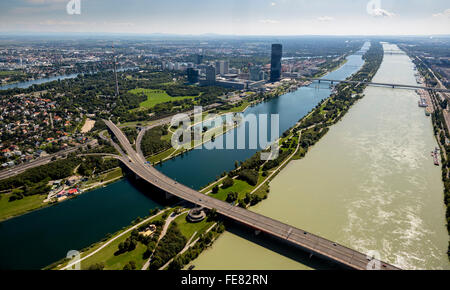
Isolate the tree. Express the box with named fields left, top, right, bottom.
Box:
left=226, top=192, right=238, bottom=203
left=168, top=256, right=183, bottom=270
left=211, top=184, right=219, bottom=194
left=238, top=199, right=247, bottom=208
left=222, top=177, right=234, bottom=189
left=87, top=262, right=105, bottom=270
left=123, top=261, right=137, bottom=270
left=208, top=208, right=218, bottom=221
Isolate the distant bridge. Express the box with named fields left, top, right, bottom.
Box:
left=354, top=50, right=405, bottom=55
left=103, top=119, right=400, bottom=270
left=311, top=78, right=450, bottom=93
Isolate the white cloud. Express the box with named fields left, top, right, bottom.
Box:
left=432, top=9, right=450, bottom=18
left=317, top=16, right=334, bottom=22
left=368, top=8, right=395, bottom=18
left=259, top=19, right=279, bottom=24
left=270, top=2, right=276, bottom=6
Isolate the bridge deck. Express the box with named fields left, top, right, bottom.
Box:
left=104, top=120, right=400, bottom=270
left=312, top=78, right=450, bottom=93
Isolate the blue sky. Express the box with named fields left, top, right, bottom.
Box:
left=0, top=0, right=449, bottom=35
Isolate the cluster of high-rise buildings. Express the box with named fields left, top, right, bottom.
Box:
left=186, top=43, right=283, bottom=90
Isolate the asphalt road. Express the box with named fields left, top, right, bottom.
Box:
left=0, top=139, right=98, bottom=180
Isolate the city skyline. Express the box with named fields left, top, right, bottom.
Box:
left=0, top=0, right=449, bottom=36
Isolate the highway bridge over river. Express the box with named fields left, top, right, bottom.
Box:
left=311, top=78, right=450, bottom=93
left=103, top=119, right=399, bottom=270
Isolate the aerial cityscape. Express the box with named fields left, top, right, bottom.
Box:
left=0, top=0, right=449, bottom=281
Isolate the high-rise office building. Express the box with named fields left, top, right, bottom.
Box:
left=196, top=54, right=203, bottom=65
left=270, top=44, right=282, bottom=82
left=186, top=68, right=199, bottom=83
left=206, top=65, right=216, bottom=85
left=215, top=60, right=229, bottom=76
left=249, top=65, right=262, bottom=81
left=223, top=61, right=229, bottom=75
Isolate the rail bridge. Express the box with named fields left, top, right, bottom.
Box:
left=311, top=78, right=450, bottom=93
left=103, top=119, right=399, bottom=270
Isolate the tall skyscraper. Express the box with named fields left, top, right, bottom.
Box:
left=270, top=44, right=282, bottom=83
left=206, top=65, right=216, bottom=85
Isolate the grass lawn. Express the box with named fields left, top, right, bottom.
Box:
left=222, top=101, right=250, bottom=113
left=119, top=120, right=156, bottom=128
left=174, top=212, right=215, bottom=241
left=80, top=231, right=148, bottom=270
left=129, top=88, right=198, bottom=109
left=0, top=193, right=46, bottom=221
left=211, top=179, right=255, bottom=201
left=147, top=147, right=179, bottom=164
left=76, top=213, right=169, bottom=270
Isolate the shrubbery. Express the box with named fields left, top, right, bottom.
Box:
left=237, top=169, right=259, bottom=186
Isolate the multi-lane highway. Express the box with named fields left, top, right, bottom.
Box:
left=0, top=139, right=98, bottom=180
left=104, top=119, right=400, bottom=270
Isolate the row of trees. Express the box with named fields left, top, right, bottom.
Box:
left=167, top=223, right=225, bottom=270
left=0, top=155, right=81, bottom=201
left=149, top=222, right=187, bottom=270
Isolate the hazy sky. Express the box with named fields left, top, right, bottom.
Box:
left=0, top=0, right=449, bottom=35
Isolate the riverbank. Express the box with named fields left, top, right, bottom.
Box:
left=413, top=57, right=450, bottom=259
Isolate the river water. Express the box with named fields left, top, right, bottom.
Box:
left=0, top=68, right=136, bottom=91
left=0, top=179, right=162, bottom=269
left=190, top=43, right=450, bottom=270
left=0, top=44, right=369, bottom=269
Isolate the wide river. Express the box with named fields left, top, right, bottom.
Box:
left=190, top=43, right=450, bottom=270
left=9, top=41, right=446, bottom=270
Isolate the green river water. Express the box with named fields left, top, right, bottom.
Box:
left=191, top=43, right=450, bottom=270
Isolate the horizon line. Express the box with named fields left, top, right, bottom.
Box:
left=0, top=31, right=449, bottom=38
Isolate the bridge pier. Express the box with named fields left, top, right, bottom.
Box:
left=255, top=230, right=261, bottom=236
left=165, top=191, right=173, bottom=200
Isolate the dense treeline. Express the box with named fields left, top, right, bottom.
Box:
left=240, top=152, right=264, bottom=171
left=237, top=169, right=259, bottom=186
left=0, top=156, right=80, bottom=192
left=262, top=149, right=292, bottom=172
left=168, top=223, right=225, bottom=270
left=149, top=222, right=187, bottom=270
left=431, top=103, right=450, bottom=258
left=140, top=125, right=171, bottom=157
left=123, top=127, right=138, bottom=144
left=77, top=156, right=120, bottom=177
